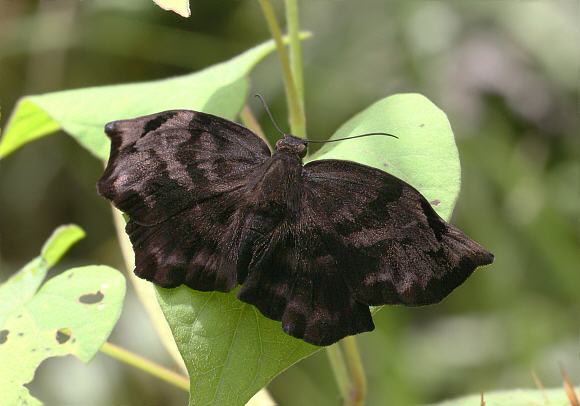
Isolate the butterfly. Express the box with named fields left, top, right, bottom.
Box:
left=97, top=109, right=494, bottom=346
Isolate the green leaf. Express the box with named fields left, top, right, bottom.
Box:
left=0, top=38, right=283, bottom=161
left=157, top=286, right=317, bottom=406
left=41, top=223, right=85, bottom=268
left=0, top=224, right=85, bottom=327
left=308, top=93, right=460, bottom=221
left=435, top=386, right=579, bottom=405
left=0, top=101, right=60, bottom=159
left=156, top=94, right=461, bottom=406
left=0, top=227, right=125, bottom=406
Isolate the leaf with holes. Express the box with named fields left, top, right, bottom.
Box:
left=0, top=226, right=125, bottom=406
left=0, top=224, right=85, bottom=328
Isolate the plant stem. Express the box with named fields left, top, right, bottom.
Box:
left=259, top=3, right=368, bottom=404
left=100, top=341, right=190, bottom=391
left=284, top=0, right=304, bottom=111
left=325, top=343, right=350, bottom=402
left=258, top=0, right=306, bottom=139
left=342, top=336, right=367, bottom=406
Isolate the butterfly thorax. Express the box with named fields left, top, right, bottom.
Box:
left=234, top=143, right=304, bottom=278
left=240, top=144, right=303, bottom=236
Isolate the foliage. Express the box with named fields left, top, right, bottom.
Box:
left=1, top=39, right=287, bottom=161
left=0, top=1, right=577, bottom=405
left=0, top=225, right=125, bottom=405
left=1, top=35, right=462, bottom=404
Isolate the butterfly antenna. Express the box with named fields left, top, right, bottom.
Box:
left=254, top=94, right=288, bottom=137
left=254, top=94, right=398, bottom=142
left=305, top=132, right=398, bottom=143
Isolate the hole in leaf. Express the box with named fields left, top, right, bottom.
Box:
left=79, top=290, right=104, bottom=304
left=0, top=329, right=8, bottom=344
left=430, top=199, right=441, bottom=207
left=56, top=328, right=71, bottom=344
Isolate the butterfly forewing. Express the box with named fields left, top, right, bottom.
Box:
left=97, top=110, right=271, bottom=226
left=98, top=110, right=271, bottom=291
left=301, top=159, right=494, bottom=306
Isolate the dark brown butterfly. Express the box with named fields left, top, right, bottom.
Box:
left=97, top=110, right=493, bottom=346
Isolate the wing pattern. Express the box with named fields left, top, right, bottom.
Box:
left=98, top=110, right=271, bottom=291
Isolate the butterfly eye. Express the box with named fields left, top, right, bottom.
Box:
left=296, top=143, right=307, bottom=158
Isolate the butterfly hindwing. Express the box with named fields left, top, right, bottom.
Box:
left=236, top=157, right=492, bottom=345
left=236, top=195, right=375, bottom=346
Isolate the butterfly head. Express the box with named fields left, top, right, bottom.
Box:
left=275, top=135, right=308, bottom=159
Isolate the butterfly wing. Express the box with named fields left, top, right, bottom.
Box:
left=97, top=110, right=271, bottom=291
left=237, top=158, right=493, bottom=345
left=301, top=159, right=494, bottom=306
left=236, top=191, right=376, bottom=346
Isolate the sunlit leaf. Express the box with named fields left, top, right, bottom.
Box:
left=0, top=38, right=287, bottom=160
left=309, top=93, right=460, bottom=221
left=0, top=226, right=125, bottom=406
left=152, top=0, right=191, bottom=17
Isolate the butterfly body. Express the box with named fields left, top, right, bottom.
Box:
left=98, top=110, right=493, bottom=346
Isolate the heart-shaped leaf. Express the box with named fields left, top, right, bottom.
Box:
left=157, top=286, right=317, bottom=405
left=309, top=93, right=460, bottom=221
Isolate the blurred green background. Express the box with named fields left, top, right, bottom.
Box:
left=1, top=1, right=578, bottom=405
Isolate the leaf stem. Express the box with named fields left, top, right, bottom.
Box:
left=258, top=0, right=306, bottom=139
left=342, top=336, right=367, bottom=406
left=239, top=104, right=272, bottom=152
left=325, top=343, right=350, bottom=402
left=100, top=341, right=190, bottom=391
